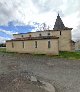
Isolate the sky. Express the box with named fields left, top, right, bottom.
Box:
left=0, top=0, right=80, bottom=43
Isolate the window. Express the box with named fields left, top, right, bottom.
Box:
left=12, top=42, right=14, bottom=48
left=35, top=41, right=37, bottom=48
left=22, top=41, right=24, bottom=48
left=21, top=35, right=23, bottom=37
left=39, top=34, right=42, bottom=37
left=48, top=33, right=50, bottom=36
left=29, top=35, right=31, bottom=37
left=48, top=41, right=51, bottom=48
left=60, top=31, right=61, bottom=35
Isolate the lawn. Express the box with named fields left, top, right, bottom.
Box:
left=54, top=51, right=80, bottom=60
left=0, top=47, right=6, bottom=52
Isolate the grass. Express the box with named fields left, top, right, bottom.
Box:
left=0, top=47, right=6, bottom=53
left=0, top=48, right=80, bottom=60
left=53, top=51, right=80, bottom=60
left=0, top=47, right=18, bottom=55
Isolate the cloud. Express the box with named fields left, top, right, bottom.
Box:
left=62, top=0, right=80, bottom=15
left=63, top=12, right=79, bottom=28
left=0, top=29, right=18, bottom=36
left=0, top=0, right=80, bottom=41
left=0, top=36, right=10, bottom=43
left=72, top=25, right=80, bottom=41
left=0, top=29, right=18, bottom=43
left=31, top=0, right=63, bottom=13
left=0, top=0, right=80, bottom=26
left=0, top=1, right=18, bottom=24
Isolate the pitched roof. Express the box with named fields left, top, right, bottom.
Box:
left=6, top=36, right=59, bottom=42
left=53, top=14, right=65, bottom=30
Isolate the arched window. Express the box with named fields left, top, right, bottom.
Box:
left=22, top=41, right=24, bottom=48
left=60, top=31, right=61, bottom=35
left=39, top=33, right=42, bottom=37
left=21, top=35, right=23, bottom=37
left=48, top=41, right=51, bottom=48
left=35, top=41, right=37, bottom=48
left=12, top=42, right=14, bottom=48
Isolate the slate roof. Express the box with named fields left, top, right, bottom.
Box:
left=53, top=14, right=65, bottom=30
left=53, top=14, right=73, bottom=31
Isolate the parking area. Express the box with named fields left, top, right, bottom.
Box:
left=0, top=53, right=80, bottom=92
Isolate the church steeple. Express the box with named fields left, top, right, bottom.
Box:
left=53, top=13, right=65, bottom=30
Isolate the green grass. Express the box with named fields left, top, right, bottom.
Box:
left=0, top=48, right=80, bottom=60
left=53, top=51, right=80, bottom=60
left=0, top=47, right=6, bottom=52
left=0, top=47, right=18, bottom=55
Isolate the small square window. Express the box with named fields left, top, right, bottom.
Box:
left=48, top=33, right=50, bottom=36
left=29, top=35, right=31, bottom=37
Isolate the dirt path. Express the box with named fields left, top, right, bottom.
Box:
left=0, top=53, right=80, bottom=92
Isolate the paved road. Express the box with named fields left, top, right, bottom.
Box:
left=0, top=53, right=80, bottom=92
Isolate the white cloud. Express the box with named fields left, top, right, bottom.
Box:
left=63, top=12, right=79, bottom=28
left=0, top=0, right=80, bottom=27
left=0, top=36, right=10, bottom=43
left=0, top=29, right=18, bottom=43
left=0, top=29, right=18, bottom=36
left=31, top=0, right=63, bottom=13
left=0, top=0, right=80, bottom=41
left=72, top=25, right=80, bottom=41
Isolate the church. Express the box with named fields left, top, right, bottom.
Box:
left=6, top=14, right=73, bottom=55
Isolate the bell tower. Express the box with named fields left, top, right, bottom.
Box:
left=53, top=13, right=65, bottom=30
left=52, top=13, right=73, bottom=51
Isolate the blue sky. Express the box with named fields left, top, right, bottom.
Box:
left=0, top=22, right=36, bottom=43
left=0, top=21, right=35, bottom=38
left=0, top=0, right=80, bottom=43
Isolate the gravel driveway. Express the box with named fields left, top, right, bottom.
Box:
left=0, top=53, right=80, bottom=92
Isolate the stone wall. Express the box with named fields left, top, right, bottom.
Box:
left=6, top=39, right=59, bottom=55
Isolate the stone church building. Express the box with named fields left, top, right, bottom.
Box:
left=6, top=14, right=73, bottom=55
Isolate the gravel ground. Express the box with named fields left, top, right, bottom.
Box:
left=0, top=53, right=80, bottom=92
